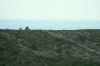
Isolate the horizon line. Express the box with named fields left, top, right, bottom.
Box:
left=0, top=19, right=100, bottom=21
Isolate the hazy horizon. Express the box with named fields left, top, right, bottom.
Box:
left=0, top=19, right=100, bottom=30
left=0, top=0, right=100, bottom=30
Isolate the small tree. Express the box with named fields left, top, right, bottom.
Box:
left=19, top=27, right=23, bottom=30
left=25, top=26, right=30, bottom=30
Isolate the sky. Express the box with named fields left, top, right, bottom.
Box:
left=0, top=0, right=100, bottom=29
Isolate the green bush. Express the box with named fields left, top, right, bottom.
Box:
left=29, top=44, right=37, bottom=50
left=44, top=34, right=48, bottom=38
left=0, top=46, right=5, bottom=51
left=77, top=35, right=86, bottom=41
left=56, top=49, right=62, bottom=53
left=11, top=49, right=18, bottom=55
left=55, top=38, right=62, bottom=42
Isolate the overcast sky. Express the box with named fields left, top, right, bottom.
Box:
left=0, top=0, right=100, bottom=29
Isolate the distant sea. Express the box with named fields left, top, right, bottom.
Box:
left=0, top=19, right=100, bottom=30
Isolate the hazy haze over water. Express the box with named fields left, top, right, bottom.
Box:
left=0, top=0, right=100, bottom=29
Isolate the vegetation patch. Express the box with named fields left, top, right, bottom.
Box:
left=0, top=29, right=100, bottom=66
left=29, top=44, right=37, bottom=50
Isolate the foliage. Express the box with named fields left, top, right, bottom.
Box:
left=29, top=44, right=37, bottom=50
left=0, top=29, right=100, bottom=66
left=25, top=26, right=30, bottom=30
left=19, top=27, right=23, bottom=30
left=56, top=48, right=63, bottom=53
left=77, top=35, right=86, bottom=41
left=11, top=49, right=19, bottom=55
left=0, top=46, right=5, bottom=51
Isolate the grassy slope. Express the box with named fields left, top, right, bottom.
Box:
left=0, top=29, right=100, bottom=66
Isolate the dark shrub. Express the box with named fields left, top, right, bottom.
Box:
left=11, top=49, right=19, bottom=55
left=0, top=46, right=5, bottom=51
left=56, top=49, right=62, bottom=53
left=77, top=35, right=86, bottom=41
left=29, top=44, right=37, bottom=50
left=25, top=26, right=30, bottom=30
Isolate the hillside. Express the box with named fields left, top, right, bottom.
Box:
left=0, top=29, right=100, bottom=66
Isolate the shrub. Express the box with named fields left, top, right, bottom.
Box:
left=0, top=46, right=5, bottom=51
left=11, top=49, right=19, bottom=55
left=55, top=38, right=62, bottom=42
left=19, top=27, right=23, bottom=30
left=57, top=41, right=63, bottom=47
left=56, top=49, right=62, bottom=53
left=25, top=26, right=30, bottom=30
left=77, top=35, right=86, bottom=41
left=29, top=44, right=37, bottom=50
